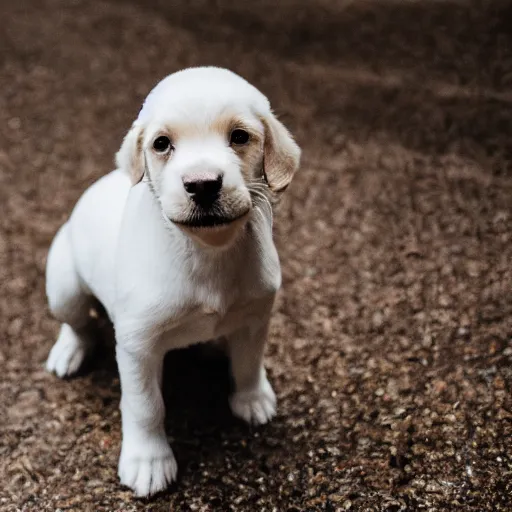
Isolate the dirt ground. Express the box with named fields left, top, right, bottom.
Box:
left=1, top=0, right=511, bottom=510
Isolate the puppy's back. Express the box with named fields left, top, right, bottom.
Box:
left=67, top=169, right=132, bottom=313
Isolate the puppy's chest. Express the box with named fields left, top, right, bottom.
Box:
left=158, top=269, right=274, bottom=349
left=160, top=289, right=256, bottom=349
left=154, top=235, right=280, bottom=349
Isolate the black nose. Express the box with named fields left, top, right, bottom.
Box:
left=183, top=175, right=223, bottom=206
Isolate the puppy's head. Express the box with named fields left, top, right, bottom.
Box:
left=116, top=67, right=301, bottom=248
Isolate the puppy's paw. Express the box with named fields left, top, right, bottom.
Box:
left=230, top=377, right=277, bottom=425
left=118, top=435, right=177, bottom=497
left=46, top=324, right=90, bottom=378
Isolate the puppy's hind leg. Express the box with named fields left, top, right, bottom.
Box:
left=46, top=224, right=96, bottom=378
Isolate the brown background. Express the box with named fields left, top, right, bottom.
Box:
left=1, top=0, right=511, bottom=510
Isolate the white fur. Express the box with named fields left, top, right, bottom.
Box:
left=45, top=67, right=300, bottom=497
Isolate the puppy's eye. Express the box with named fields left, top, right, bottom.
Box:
left=230, top=129, right=250, bottom=145
left=153, top=136, right=172, bottom=153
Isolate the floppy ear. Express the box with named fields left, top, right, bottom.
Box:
left=115, top=123, right=145, bottom=185
left=262, top=112, right=301, bottom=193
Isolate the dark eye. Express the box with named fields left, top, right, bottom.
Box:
left=230, top=129, right=250, bottom=145
left=153, top=136, right=172, bottom=153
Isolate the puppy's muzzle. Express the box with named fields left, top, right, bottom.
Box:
left=172, top=171, right=251, bottom=236
left=183, top=172, right=223, bottom=208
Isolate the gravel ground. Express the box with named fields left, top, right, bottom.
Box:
left=1, top=0, right=511, bottom=510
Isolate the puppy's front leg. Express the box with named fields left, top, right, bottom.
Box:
left=227, top=306, right=277, bottom=425
left=116, top=343, right=176, bottom=497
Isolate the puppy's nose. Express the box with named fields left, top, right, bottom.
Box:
left=183, top=173, right=223, bottom=206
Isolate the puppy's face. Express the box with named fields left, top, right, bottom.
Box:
left=142, top=102, right=264, bottom=246
left=117, top=67, right=301, bottom=248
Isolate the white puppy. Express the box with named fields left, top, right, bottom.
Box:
left=45, top=67, right=301, bottom=497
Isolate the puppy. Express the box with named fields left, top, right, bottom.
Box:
left=45, top=66, right=301, bottom=497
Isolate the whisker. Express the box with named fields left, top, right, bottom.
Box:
left=249, top=189, right=271, bottom=205
left=248, top=187, right=273, bottom=226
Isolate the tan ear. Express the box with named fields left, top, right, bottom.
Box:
left=262, top=112, right=301, bottom=193
left=115, top=124, right=145, bottom=185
